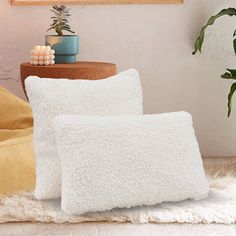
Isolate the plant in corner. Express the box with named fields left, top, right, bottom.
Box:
left=193, top=8, right=236, bottom=117
left=45, top=5, right=79, bottom=64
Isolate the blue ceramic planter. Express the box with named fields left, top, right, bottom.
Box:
left=45, top=35, right=79, bottom=64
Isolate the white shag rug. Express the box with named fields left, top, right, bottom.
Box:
left=0, top=170, right=236, bottom=224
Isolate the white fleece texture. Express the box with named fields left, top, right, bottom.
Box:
left=25, top=69, right=143, bottom=199
left=53, top=112, right=209, bottom=215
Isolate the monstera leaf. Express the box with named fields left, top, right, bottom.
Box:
left=192, top=8, right=236, bottom=55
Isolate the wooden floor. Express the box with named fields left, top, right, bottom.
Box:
left=0, top=157, right=236, bottom=236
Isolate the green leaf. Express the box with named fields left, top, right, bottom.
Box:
left=48, top=5, right=75, bottom=36
left=64, top=29, right=75, bottom=34
left=50, top=9, right=60, bottom=15
left=233, top=38, right=236, bottom=55
left=227, top=82, right=236, bottom=117
left=192, top=8, right=236, bottom=55
left=221, top=69, right=236, bottom=80
left=47, top=26, right=54, bottom=31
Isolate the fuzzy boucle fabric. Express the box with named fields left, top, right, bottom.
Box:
left=0, top=164, right=235, bottom=224
left=53, top=112, right=209, bottom=215
left=25, top=69, right=143, bottom=200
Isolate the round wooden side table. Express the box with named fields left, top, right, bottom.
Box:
left=20, top=62, right=117, bottom=95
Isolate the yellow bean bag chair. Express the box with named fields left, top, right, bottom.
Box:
left=0, top=86, right=35, bottom=196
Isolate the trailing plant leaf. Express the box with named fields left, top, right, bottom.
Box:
left=222, top=70, right=236, bottom=116
left=47, top=5, right=75, bottom=36
left=233, top=38, right=236, bottom=54
left=227, top=82, right=236, bottom=117
left=221, top=69, right=236, bottom=80
left=192, top=8, right=236, bottom=55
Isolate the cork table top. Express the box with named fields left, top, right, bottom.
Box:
left=21, top=62, right=116, bottom=70
left=20, top=61, right=117, bottom=94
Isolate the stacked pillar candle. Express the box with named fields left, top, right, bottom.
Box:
left=30, top=46, right=55, bottom=66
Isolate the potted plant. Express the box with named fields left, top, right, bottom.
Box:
left=192, top=8, right=236, bottom=117
left=45, top=5, right=79, bottom=64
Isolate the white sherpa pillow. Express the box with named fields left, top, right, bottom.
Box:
left=53, top=112, right=209, bottom=215
left=25, top=69, right=143, bottom=199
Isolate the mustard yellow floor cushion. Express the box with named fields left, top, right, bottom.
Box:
left=0, top=130, right=35, bottom=196
left=0, top=86, right=33, bottom=129
left=0, top=86, right=35, bottom=196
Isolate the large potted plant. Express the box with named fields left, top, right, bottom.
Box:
left=45, top=5, right=79, bottom=64
left=193, top=8, right=236, bottom=117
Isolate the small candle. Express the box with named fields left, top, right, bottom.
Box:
left=34, top=45, right=41, bottom=51
left=50, top=49, right=55, bottom=55
left=34, top=50, right=39, bottom=56
left=50, top=60, right=55, bottom=65
left=30, top=45, right=55, bottom=66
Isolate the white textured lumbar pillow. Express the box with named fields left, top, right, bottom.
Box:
left=25, top=69, right=143, bottom=199
left=53, top=112, right=209, bottom=215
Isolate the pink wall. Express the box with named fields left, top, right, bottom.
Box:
left=1, top=0, right=236, bottom=157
